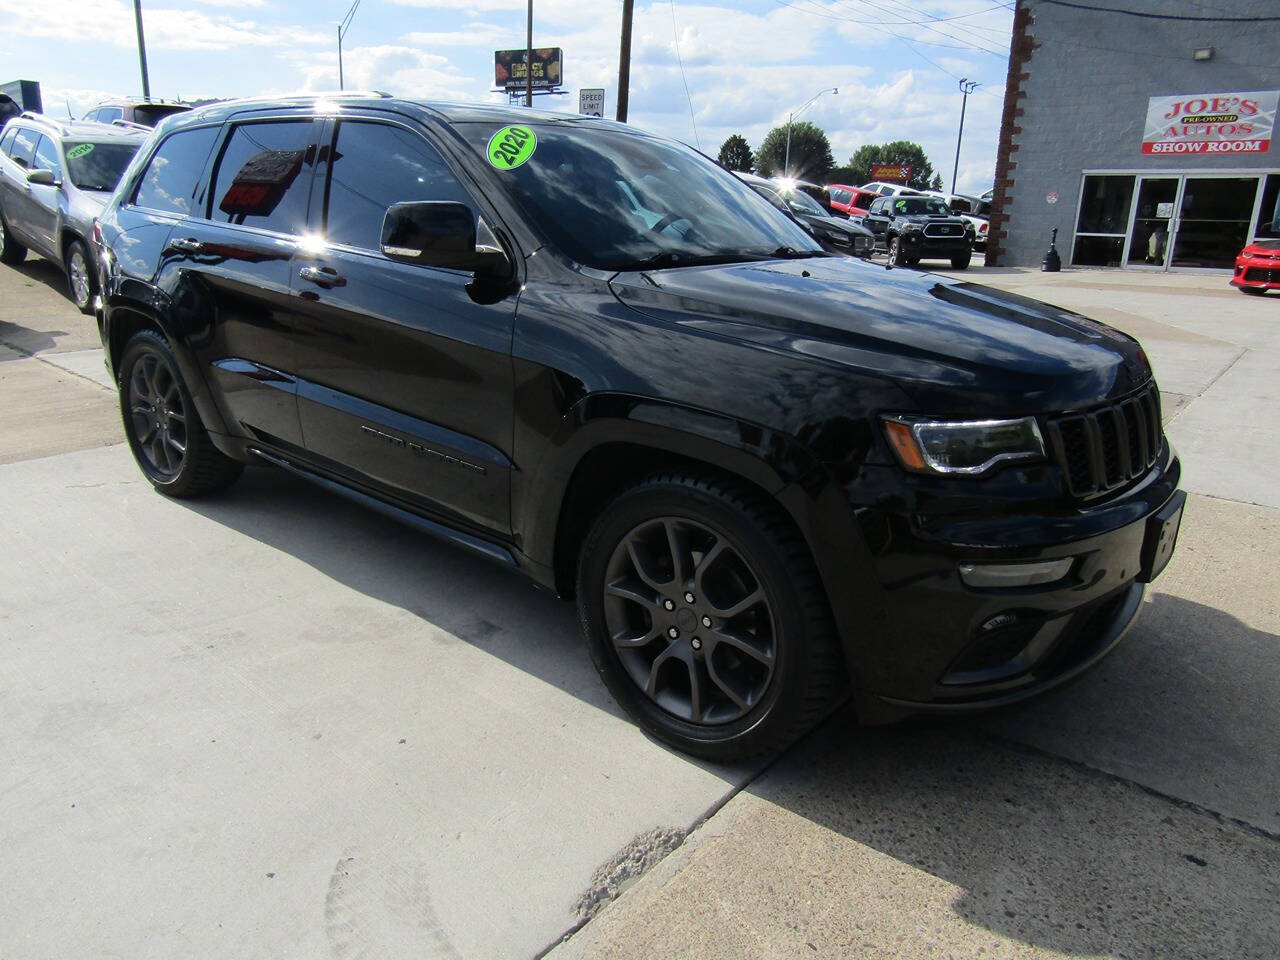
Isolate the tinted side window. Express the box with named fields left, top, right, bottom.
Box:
left=9, top=126, right=37, bottom=168
left=135, top=126, right=220, bottom=216
left=98, top=107, right=124, bottom=124
left=0, top=127, right=16, bottom=156
left=324, top=120, right=472, bottom=252
left=32, top=135, right=62, bottom=180
left=210, top=120, right=317, bottom=234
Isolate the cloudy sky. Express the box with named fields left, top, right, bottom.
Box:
left=0, top=0, right=1014, bottom=193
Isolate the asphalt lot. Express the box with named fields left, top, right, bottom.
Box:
left=1, top=254, right=1277, bottom=959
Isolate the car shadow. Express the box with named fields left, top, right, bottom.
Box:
left=746, top=592, right=1279, bottom=956
left=8, top=254, right=68, bottom=298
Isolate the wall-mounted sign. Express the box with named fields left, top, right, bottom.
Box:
left=1046, top=190, right=1059, bottom=204
left=1156, top=201, right=1174, bottom=218
left=578, top=88, right=604, bottom=117
left=1142, top=90, right=1278, bottom=155
left=869, top=163, right=912, bottom=182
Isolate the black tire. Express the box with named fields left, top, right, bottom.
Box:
left=0, top=209, right=27, bottom=265
left=1239, top=286, right=1266, bottom=296
left=576, top=472, right=844, bottom=760
left=65, top=239, right=95, bottom=314
left=951, top=249, right=972, bottom=270
left=118, top=329, right=243, bottom=498
left=889, top=235, right=907, bottom=266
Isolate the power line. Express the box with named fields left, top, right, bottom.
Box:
left=1038, top=0, right=1280, bottom=22
left=669, top=0, right=700, bottom=149
left=834, top=0, right=1009, bottom=55
left=774, top=0, right=1006, bottom=57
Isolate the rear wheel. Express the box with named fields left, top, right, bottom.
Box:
left=0, top=211, right=27, bottom=265
left=65, top=239, right=95, bottom=313
left=577, top=472, right=843, bottom=760
left=951, top=249, right=972, bottom=269
left=119, top=329, right=243, bottom=498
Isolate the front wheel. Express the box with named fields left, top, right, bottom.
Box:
left=576, top=473, right=843, bottom=760
left=65, top=239, right=95, bottom=313
left=119, top=329, right=243, bottom=498
left=890, top=236, right=907, bottom=266
left=951, top=249, right=972, bottom=269
left=1239, top=286, right=1266, bottom=296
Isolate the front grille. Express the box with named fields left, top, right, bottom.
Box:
left=924, top=223, right=962, bottom=237
left=1243, top=267, right=1280, bottom=282
left=1046, top=385, right=1162, bottom=498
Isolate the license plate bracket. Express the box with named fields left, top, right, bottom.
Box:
left=1138, top=490, right=1186, bottom=583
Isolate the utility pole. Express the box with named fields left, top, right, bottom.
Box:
left=133, top=0, right=151, bottom=100
left=952, top=78, right=979, bottom=194
left=784, top=87, right=837, bottom=177
left=616, top=0, right=634, bottom=122
left=338, top=0, right=361, bottom=91
left=525, top=0, right=534, bottom=108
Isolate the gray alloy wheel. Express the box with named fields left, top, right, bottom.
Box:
left=602, top=515, right=777, bottom=725
left=127, top=349, right=189, bottom=480
left=67, top=242, right=93, bottom=312
left=890, top=235, right=906, bottom=266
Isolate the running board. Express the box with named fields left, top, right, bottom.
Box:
left=249, top=447, right=517, bottom=568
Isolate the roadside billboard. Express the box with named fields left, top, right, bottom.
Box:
left=869, top=162, right=912, bottom=183
left=495, top=49, right=563, bottom=91
left=1142, top=90, right=1278, bottom=156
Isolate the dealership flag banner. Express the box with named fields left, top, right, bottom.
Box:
left=1142, top=91, right=1278, bottom=155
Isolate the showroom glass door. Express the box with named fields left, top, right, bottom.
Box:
left=1125, top=177, right=1179, bottom=268
left=1170, top=177, right=1260, bottom=269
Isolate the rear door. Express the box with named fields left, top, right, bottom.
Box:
left=291, top=114, right=518, bottom=537
left=0, top=125, right=44, bottom=250
left=25, top=134, right=63, bottom=255
left=153, top=116, right=321, bottom=450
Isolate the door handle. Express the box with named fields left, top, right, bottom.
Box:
left=169, top=236, right=204, bottom=253
left=299, top=265, right=347, bottom=288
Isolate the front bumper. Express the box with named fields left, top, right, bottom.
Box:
left=1231, top=256, right=1280, bottom=290
left=900, top=232, right=971, bottom=256
left=845, top=450, right=1183, bottom=716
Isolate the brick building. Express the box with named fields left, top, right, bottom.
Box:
left=986, top=0, right=1280, bottom=270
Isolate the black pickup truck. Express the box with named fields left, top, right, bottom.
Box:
left=864, top=193, right=975, bottom=269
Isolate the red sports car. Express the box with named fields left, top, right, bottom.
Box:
left=1231, top=239, right=1280, bottom=294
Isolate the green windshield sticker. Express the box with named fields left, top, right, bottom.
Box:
left=66, top=143, right=95, bottom=160
left=487, top=125, right=536, bottom=170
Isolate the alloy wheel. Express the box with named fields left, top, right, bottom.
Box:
left=127, top=352, right=188, bottom=477
left=0, top=218, right=6, bottom=257
left=69, top=248, right=91, bottom=307
left=602, top=516, right=777, bottom=725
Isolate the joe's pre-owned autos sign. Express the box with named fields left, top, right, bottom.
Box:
left=1142, top=90, right=1278, bottom=155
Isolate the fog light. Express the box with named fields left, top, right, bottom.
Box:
left=959, top=558, right=1073, bottom=588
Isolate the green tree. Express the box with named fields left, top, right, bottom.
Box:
left=929, top=172, right=944, bottom=191
left=754, top=121, right=834, bottom=181
left=717, top=133, right=753, bottom=172
left=844, top=141, right=938, bottom=191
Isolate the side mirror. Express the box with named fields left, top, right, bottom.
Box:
left=380, top=200, right=509, bottom=277
left=27, top=168, right=58, bottom=187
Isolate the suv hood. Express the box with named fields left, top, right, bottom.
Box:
left=610, top=256, right=1152, bottom=414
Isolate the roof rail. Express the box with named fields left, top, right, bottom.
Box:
left=19, top=111, right=70, bottom=135
left=110, top=119, right=151, bottom=131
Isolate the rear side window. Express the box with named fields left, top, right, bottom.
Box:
left=210, top=120, right=317, bottom=234
left=9, top=126, right=36, bottom=169
left=135, top=126, right=220, bottom=215
left=323, top=120, right=472, bottom=252
left=0, top=127, right=16, bottom=156
left=96, top=107, right=124, bottom=124
left=32, top=135, right=62, bottom=180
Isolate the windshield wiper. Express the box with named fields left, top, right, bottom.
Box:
left=768, top=246, right=824, bottom=259
left=620, top=251, right=755, bottom=271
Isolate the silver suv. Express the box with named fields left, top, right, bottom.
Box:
left=0, top=114, right=147, bottom=312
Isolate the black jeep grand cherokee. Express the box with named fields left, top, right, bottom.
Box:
left=95, top=97, right=1184, bottom=759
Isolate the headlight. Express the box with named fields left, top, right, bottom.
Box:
left=902, top=222, right=922, bottom=232
left=882, top=416, right=1045, bottom=475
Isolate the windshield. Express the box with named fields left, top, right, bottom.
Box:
left=64, top=142, right=140, bottom=192
left=459, top=122, right=819, bottom=270
left=892, top=196, right=952, bottom=216
left=777, top=187, right=827, bottom=217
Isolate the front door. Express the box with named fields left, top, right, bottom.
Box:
left=1125, top=177, right=1178, bottom=268
left=292, top=116, right=517, bottom=537
left=1170, top=176, right=1260, bottom=269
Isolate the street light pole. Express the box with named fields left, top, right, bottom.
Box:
left=338, top=0, right=361, bottom=91
left=951, top=78, right=979, bottom=194
left=525, top=0, right=534, bottom=108
left=133, top=0, right=151, bottom=100
left=784, top=87, right=837, bottom=177
left=617, top=0, right=634, bottom=122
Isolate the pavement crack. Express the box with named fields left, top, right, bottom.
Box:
left=983, top=731, right=1280, bottom=845
left=1195, top=346, right=1247, bottom=398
